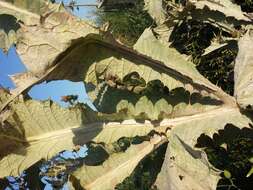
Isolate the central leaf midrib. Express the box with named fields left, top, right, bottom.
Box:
left=26, top=107, right=237, bottom=143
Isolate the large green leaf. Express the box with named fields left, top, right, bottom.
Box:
left=71, top=135, right=166, bottom=190
left=0, top=90, right=161, bottom=177
left=133, top=28, right=218, bottom=91
left=78, top=28, right=233, bottom=120
left=0, top=0, right=231, bottom=120
left=155, top=107, right=252, bottom=190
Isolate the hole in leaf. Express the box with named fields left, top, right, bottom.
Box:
left=0, top=14, right=20, bottom=34
left=28, top=80, right=96, bottom=110
left=0, top=46, right=27, bottom=89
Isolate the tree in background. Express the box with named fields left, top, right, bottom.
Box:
left=95, top=0, right=154, bottom=46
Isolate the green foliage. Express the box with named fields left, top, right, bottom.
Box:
left=196, top=124, right=253, bottom=190
left=170, top=19, right=221, bottom=58
left=234, top=0, right=253, bottom=12
left=96, top=0, right=154, bottom=46
left=115, top=143, right=168, bottom=190
left=196, top=47, right=237, bottom=95
left=170, top=19, right=236, bottom=95
left=224, top=170, right=232, bottom=179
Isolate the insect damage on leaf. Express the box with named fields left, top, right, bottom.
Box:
left=1, top=0, right=253, bottom=189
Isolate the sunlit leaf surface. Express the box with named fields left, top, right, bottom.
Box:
left=0, top=0, right=253, bottom=189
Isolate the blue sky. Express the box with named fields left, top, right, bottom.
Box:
left=0, top=0, right=98, bottom=109
left=58, top=0, right=98, bottom=21
left=28, top=80, right=96, bottom=109
left=0, top=46, right=27, bottom=89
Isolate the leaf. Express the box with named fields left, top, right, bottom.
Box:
left=0, top=0, right=98, bottom=75
left=70, top=135, right=167, bottom=190
left=43, top=28, right=230, bottom=120
left=0, top=88, right=11, bottom=106
left=0, top=0, right=234, bottom=116
left=155, top=107, right=251, bottom=190
left=0, top=89, right=159, bottom=177
left=160, top=0, right=252, bottom=34
left=133, top=28, right=234, bottom=104
left=188, top=0, right=251, bottom=22
left=234, top=30, right=253, bottom=109
left=134, top=28, right=214, bottom=89
left=144, top=0, right=167, bottom=25
left=83, top=36, right=225, bottom=121
left=0, top=0, right=99, bottom=101
left=2, top=0, right=50, bottom=14
left=0, top=0, right=51, bottom=51
left=0, top=1, right=252, bottom=190
left=246, top=167, right=253, bottom=177
left=202, top=41, right=230, bottom=56
left=246, top=157, right=253, bottom=177
left=0, top=1, right=176, bottom=179
left=224, top=170, right=231, bottom=179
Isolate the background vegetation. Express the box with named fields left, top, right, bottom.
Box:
left=95, top=0, right=154, bottom=46
left=196, top=124, right=253, bottom=190
left=169, top=19, right=237, bottom=95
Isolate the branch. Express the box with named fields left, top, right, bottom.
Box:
left=65, top=4, right=98, bottom=7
